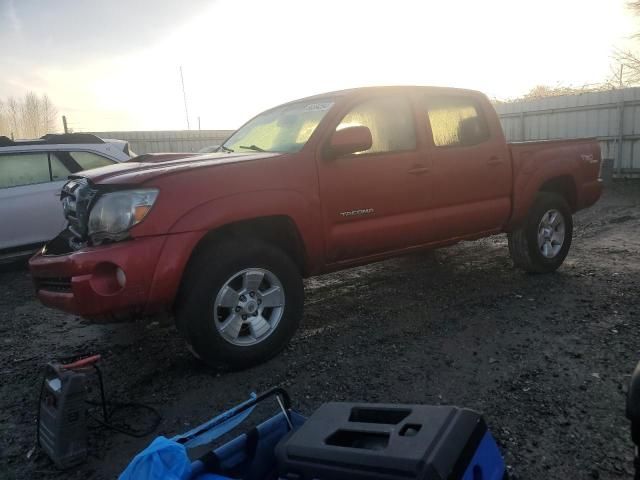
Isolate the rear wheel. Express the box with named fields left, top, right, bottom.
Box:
left=177, top=240, right=303, bottom=369
left=508, top=192, right=573, bottom=273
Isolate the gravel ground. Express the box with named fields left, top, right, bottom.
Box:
left=1, top=182, right=639, bottom=480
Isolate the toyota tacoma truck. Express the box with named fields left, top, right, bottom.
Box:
left=29, top=86, right=603, bottom=369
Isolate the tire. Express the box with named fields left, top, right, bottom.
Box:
left=508, top=192, right=573, bottom=273
left=176, top=239, right=303, bottom=369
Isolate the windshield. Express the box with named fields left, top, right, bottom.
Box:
left=222, top=99, right=335, bottom=153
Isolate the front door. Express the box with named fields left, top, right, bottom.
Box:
left=317, top=95, right=432, bottom=263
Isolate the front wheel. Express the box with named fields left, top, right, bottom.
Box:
left=508, top=192, right=573, bottom=273
left=177, top=240, right=304, bottom=369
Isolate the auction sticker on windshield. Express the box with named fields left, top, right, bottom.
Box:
left=303, top=102, right=333, bottom=111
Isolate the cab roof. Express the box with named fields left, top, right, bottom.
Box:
left=285, top=85, right=484, bottom=105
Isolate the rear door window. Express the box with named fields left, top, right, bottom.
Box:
left=48, top=151, right=115, bottom=181
left=336, top=96, right=416, bottom=154
left=69, top=151, right=115, bottom=171
left=0, top=152, right=51, bottom=189
left=50, top=153, right=76, bottom=181
left=425, top=96, right=490, bottom=147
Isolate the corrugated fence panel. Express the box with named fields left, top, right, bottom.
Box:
left=495, top=87, right=640, bottom=176
left=90, top=130, right=235, bottom=155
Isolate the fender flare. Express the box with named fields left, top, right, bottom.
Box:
left=508, top=160, right=578, bottom=230
left=168, top=188, right=323, bottom=270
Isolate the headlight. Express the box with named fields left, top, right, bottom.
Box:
left=88, top=189, right=158, bottom=243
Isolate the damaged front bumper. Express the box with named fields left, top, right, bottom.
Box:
left=29, top=233, right=168, bottom=319
left=29, top=228, right=205, bottom=320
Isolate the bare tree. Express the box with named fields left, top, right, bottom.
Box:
left=610, top=50, right=640, bottom=87
left=608, top=1, right=640, bottom=87
left=0, top=100, right=8, bottom=138
left=40, top=94, right=57, bottom=135
left=0, top=93, right=59, bottom=138
left=6, top=97, right=21, bottom=138
left=498, top=83, right=614, bottom=103
left=21, top=92, right=41, bottom=138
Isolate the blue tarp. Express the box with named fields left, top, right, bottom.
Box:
left=119, top=436, right=192, bottom=480
left=119, top=394, right=257, bottom=480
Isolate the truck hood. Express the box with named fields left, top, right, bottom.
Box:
left=74, top=151, right=282, bottom=185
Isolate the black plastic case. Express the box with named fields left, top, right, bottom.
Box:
left=275, top=402, right=488, bottom=480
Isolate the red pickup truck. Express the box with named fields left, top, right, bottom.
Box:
left=30, top=86, right=602, bottom=368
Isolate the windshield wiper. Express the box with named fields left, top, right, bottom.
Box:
left=238, top=144, right=267, bottom=152
left=219, top=145, right=234, bottom=153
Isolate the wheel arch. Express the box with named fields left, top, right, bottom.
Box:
left=190, top=215, right=307, bottom=273
left=173, top=215, right=308, bottom=314
left=508, top=171, right=578, bottom=231
left=538, top=175, right=577, bottom=212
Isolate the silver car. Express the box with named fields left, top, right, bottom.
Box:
left=0, top=133, right=132, bottom=261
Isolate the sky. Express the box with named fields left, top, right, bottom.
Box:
left=0, top=0, right=637, bottom=132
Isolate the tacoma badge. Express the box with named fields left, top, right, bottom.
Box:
left=339, top=208, right=375, bottom=217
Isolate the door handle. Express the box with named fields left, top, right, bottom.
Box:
left=487, top=156, right=502, bottom=166
left=407, top=165, right=430, bottom=175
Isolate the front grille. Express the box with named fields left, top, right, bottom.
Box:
left=61, top=177, right=97, bottom=248
left=36, top=277, right=72, bottom=293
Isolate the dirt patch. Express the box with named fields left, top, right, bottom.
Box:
left=1, top=182, right=639, bottom=479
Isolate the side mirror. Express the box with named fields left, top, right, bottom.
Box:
left=327, top=126, right=372, bottom=158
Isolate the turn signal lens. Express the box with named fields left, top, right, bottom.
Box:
left=134, top=205, right=152, bottom=223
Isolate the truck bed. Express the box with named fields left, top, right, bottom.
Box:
left=507, top=137, right=602, bottom=228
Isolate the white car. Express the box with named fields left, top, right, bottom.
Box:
left=0, top=133, right=133, bottom=261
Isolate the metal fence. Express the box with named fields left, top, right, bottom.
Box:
left=495, top=87, right=640, bottom=176
left=90, top=130, right=235, bottom=155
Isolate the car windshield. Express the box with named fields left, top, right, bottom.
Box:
left=222, top=98, right=335, bottom=154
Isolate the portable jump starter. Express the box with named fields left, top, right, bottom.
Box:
left=37, top=355, right=101, bottom=468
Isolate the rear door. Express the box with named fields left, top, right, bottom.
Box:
left=421, top=94, right=512, bottom=240
left=0, top=152, right=67, bottom=250
left=317, top=94, right=432, bottom=262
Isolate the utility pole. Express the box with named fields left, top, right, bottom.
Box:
left=620, top=64, right=624, bottom=88
left=180, top=66, right=190, bottom=130
left=198, top=116, right=201, bottom=130
left=62, top=115, right=68, bottom=134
